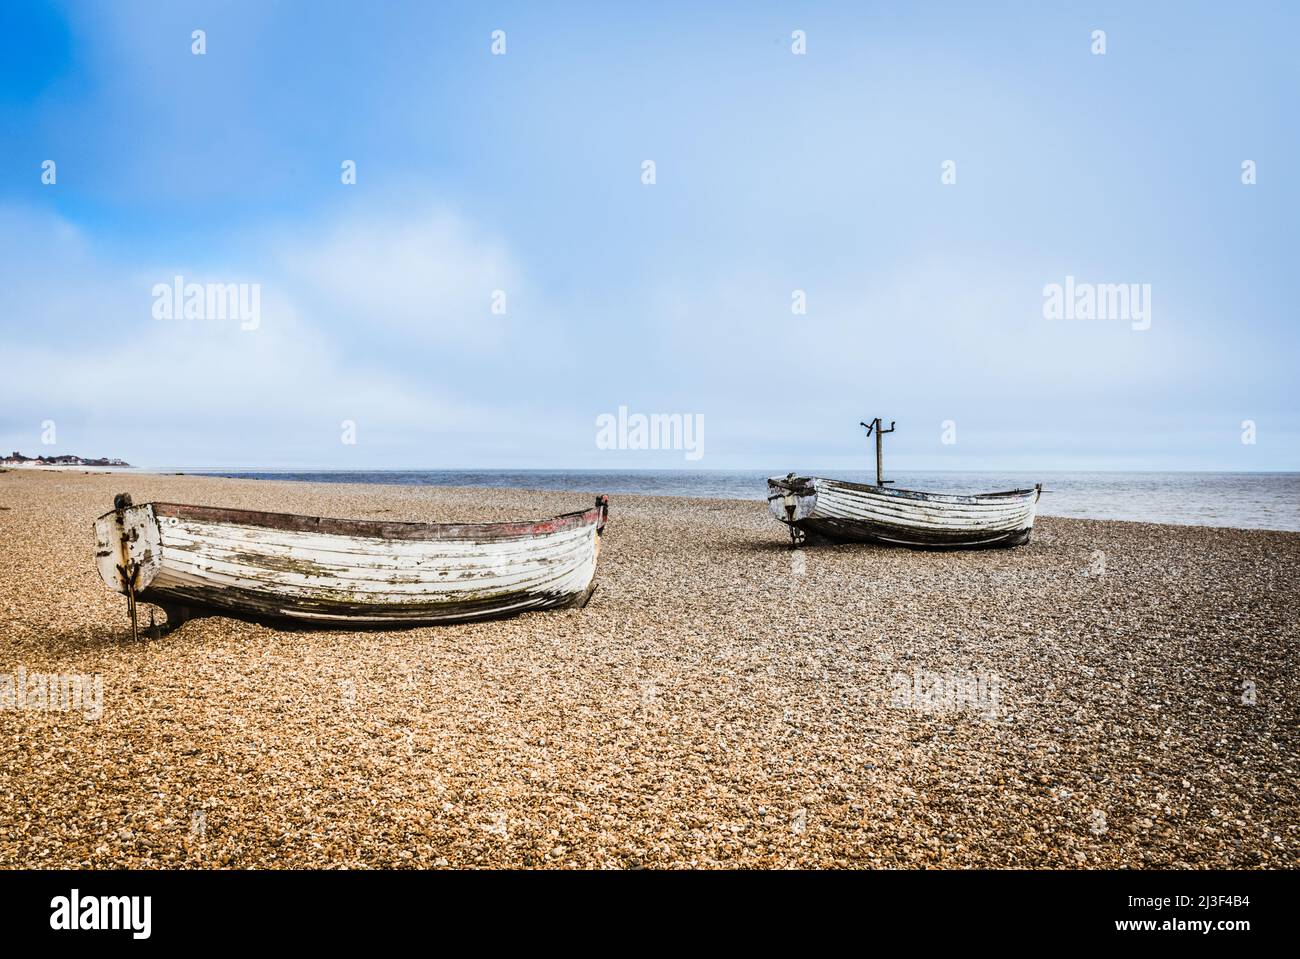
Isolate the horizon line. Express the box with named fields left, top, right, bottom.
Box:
left=131, top=465, right=1300, bottom=475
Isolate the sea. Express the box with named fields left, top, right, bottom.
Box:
left=177, top=469, right=1300, bottom=532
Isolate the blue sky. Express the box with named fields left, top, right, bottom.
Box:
left=1, top=0, right=1296, bottom=470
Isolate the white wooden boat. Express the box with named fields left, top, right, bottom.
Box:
left=768, top=475, right=1041, bottom=549
left=94, top=494, right=609, bottom=632
left=768, top=417, right=1041, bottom=549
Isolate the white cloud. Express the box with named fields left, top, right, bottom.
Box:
left=276, top=208, right=523, bottom=348
left=0, top=205, right=519, bottom=465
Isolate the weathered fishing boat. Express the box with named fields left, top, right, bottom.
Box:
left=94, top=493, right=609, bottom=634
left=768, top=418, right=1041, bottom=549
left=768, top=475, right=1041, bottom=548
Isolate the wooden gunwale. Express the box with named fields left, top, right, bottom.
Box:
left=810, top=478, right=1038, bottom=504
left=142, top=501, right=606, bottom=542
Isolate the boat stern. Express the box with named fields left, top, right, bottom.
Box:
left=93, top=495, right=163, bottom=596
left=767, top=475, right=818, bottom=525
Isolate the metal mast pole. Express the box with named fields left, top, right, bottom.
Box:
left=874, top=418, right=884, bottom=485
left=860, top=418, right=896, bottom=487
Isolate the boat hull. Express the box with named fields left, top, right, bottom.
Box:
left=94, top=498, right=609, bottom=627
left=768, top=476, right=1039, bottom=549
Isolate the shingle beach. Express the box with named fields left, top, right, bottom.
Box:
left=1, top=470, right=1295, bottom=868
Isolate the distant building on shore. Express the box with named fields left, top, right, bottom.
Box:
left=2, top=451, right=131, bottom=467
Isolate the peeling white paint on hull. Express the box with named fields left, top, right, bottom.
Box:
left=94, top=497, right=609, bottom=627
left=768, top=476, right=1040, bottom=549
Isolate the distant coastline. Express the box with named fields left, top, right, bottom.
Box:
left=1, top=451, right=132, bottom=469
